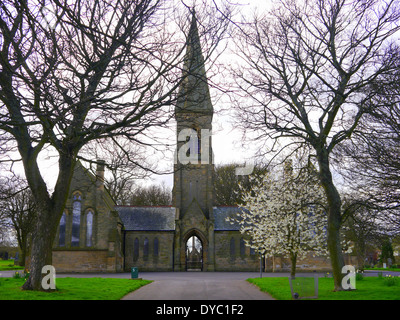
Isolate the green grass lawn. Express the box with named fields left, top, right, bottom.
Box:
left=0, top=277, right=152, bottom=300
left=248, top=276, right=400, bottom=300
left=0, top=260, right=23, bottom=271
left=364, top=267, right=400, bottom=272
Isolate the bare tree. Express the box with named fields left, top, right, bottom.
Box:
left=337, top=63, right=400, bottom=235
left=230, top=0, right=400, bottom=290
left=0, top=0, right=230, bottom=290
left=80, top=137, right=155, bottom=205
left=129, top=182, right=172, bottom=206
left=214, top=162, right=268, bottom=206
left=0, top=176, right=36, bottom=267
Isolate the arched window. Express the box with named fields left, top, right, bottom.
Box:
left=154, top=238, right=159, bottom=257
left=230, top=237, right=235, bottom=258
left=73, top=192, right=82, bottom=201
left=143, top=238, right=149, bottom=259
left=86, top=210, right=93, bottom=247
left=195, top=180, right=200, bottom=201
left=196, top=129, right=201, bottom=160
left=59, top=212, right=66, bottom=247
left=240, top=238, right=246, bottom=256
left=186, top=127, right=200, bottom=161
left=71, top=192, right=81, bottom=247
left=133, top=238, right=139, bottom=261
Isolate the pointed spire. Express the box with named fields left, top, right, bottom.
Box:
left=185, top=9, right=203, bottom=70
left=176, top=9, right=213, bottom=115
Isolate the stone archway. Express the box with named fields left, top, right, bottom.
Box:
left=186, top=235, right=203, bottom=271
left=182, top=229, right=207, bottom=271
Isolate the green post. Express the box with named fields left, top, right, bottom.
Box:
left=131, top=267, right=138, bottom=279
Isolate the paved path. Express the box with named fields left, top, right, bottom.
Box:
left=120, top=272, right=275, bottom=300
left=0, top=270, right=274, bottom=300
left=3, top=269, right=400, bottom=300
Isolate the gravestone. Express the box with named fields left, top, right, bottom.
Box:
left=14, top=252, right=20, bottom=265
left=3, top=252, right=8, bottom=260
left=289, top=275, right=319, bottom=300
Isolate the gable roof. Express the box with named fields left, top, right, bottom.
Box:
left=213, top=206, right=242, bottom=231
left=116, top=206, right=176, bottom=231
left=72, top=160, right=116, bottom=209
left=116, top=205, right=244, bottom=232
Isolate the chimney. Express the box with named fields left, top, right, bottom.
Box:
left=96, top=159, right=105, bottom=191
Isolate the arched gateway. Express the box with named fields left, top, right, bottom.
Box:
left=185, top=235, right=203, bottom=271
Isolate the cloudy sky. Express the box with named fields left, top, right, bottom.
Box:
left=4, top=0, right=273, bottom=192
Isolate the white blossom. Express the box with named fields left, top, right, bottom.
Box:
left=227, top=159, right=351, bottom=272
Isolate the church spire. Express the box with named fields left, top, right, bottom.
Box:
left=176, top=10, right=213, bottom=115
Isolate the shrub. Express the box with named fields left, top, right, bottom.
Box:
left=383, top=275, right=399, bottom=287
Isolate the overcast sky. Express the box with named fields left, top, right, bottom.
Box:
left=3, top=0, right=273, bottom=191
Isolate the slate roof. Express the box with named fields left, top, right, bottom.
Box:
left=116, top=206, right=176, bottom=231
left=116, top=205, right=244, bottom=232
left=213, top=206, right=243, bottom=231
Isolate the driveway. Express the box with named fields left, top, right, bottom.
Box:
left=0, top=270, right=274, bottom=300
left=120, top=272, right=275, bottom=300
left=3, top=269, right=399, bottom=300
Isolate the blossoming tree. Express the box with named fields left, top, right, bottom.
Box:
left=229, top=160, right=332, bottom=276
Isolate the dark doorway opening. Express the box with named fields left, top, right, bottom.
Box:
left=185, top=235, right=203, bottom=271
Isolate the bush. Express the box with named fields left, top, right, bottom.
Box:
left=383, top=275, right=399, bottom=287
left=356, top=271, right=364, bottom=281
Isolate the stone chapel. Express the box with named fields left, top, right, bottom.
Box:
left=51, top=13, right=339, bottom=273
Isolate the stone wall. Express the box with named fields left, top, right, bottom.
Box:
left=52, top=250, right=108, bottom=272
left=123, top=231, right=175, bottom=272
left=51, top=161, right=122, bottom=273
left=214, top=231, right=259, bottom=271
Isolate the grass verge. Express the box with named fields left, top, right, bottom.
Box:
left=0, top=277, right=152, bottom=300
left=0, top=260, right=23, bottom=271
left=247, top=276, right=400, bottom=300
left=364, top=267, right=400, bottom=272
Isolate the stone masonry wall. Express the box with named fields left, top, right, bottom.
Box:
left=214, top=231, right=259, bottom=271
left=52, top=250, right=108, bottom=272
left=124, top=231, right=175, bottom=272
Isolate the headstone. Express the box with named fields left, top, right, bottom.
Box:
left=14, top=252, right=20, bottom=265
left=289, top=275, right=318, bottom=300
left=3, top=252, right=8, bottom=260
left=383, top=263, right=387, bottom=268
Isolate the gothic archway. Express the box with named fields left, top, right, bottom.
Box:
left=185, top=235, right=203, bottom=271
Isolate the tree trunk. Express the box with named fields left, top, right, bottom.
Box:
left=19, top=236, right=27, bottom=268
left=317, top=149, right=345, bottom=291
left=272, top=256, right=275, bottom=272
left=21, top=154, right=75, bottom=291
left=290, top=252, right=297, bottom=278
left=21, top=204, right=58, bottom=291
